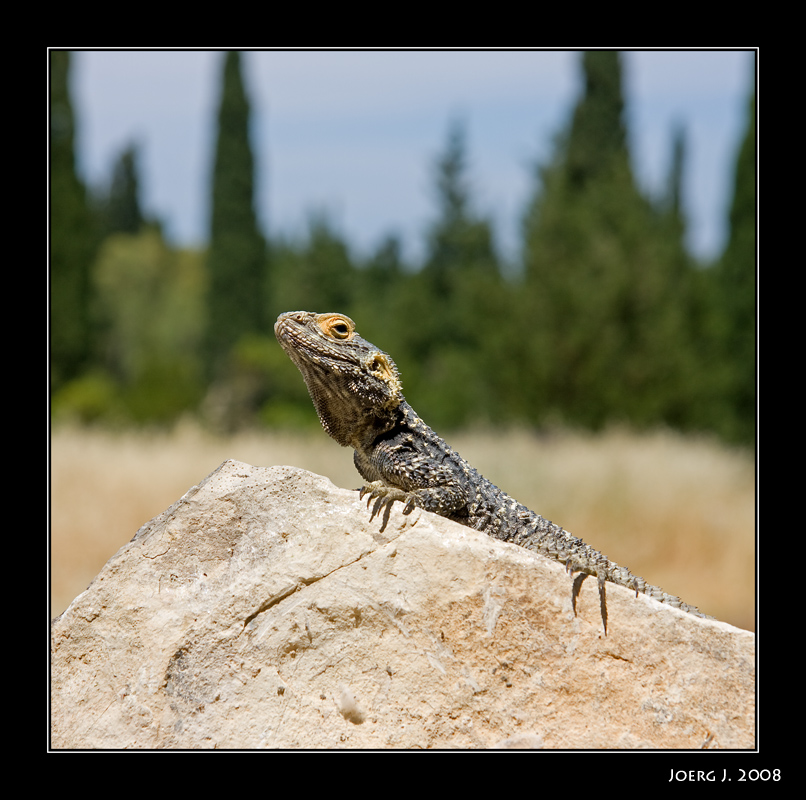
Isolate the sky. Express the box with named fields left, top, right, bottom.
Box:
left=69, top=49, right=756, bottom=266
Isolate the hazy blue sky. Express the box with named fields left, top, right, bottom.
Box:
left=70, top=49, right=755, bottom=265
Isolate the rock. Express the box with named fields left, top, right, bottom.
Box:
left=50, top=460, right=755, bottom=749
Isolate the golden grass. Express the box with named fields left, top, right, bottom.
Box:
left=50, top=423, right=755, bottom=630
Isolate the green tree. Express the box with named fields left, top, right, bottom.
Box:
left=352, top=233, right=407, bottom=334
left=50, top=50, right=99, bottom=390
left=521, top=50, right=696, bottom=430
left=97, top=142, right=146, bottom=237
left=361, top=234, right=406, bottom=300
left=708, top=88, right=756, bottom=444
left=402, top=119, right=504, bottom=427
left=91, top=230, right=207, bottom=422
left=665, top=124, right=687, bottom=232
left=268, top=211, right=357, bottom=319
left=564, top=50, right=630, bottom=190
left=422, top=120, right=499, bottom=296
left=206, top=51, right=267, bottom=376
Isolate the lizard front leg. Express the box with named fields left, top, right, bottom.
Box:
left=359, top=481, right=468, bottom=518
left=354, top=441, right=469, bottom=521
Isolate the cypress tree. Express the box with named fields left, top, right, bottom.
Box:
left=206, top=51, right=266, bottom=377
left=50, top=50, right=98, bottom=390
left=711, top=88, right=756, bottom=444
left=564, top=50, right=630, bottom=190
left=658, top=122, right=688, bottom=250
left=100, top=143, right=145, bottom=236
left=655, top=123, right=715, bottom=430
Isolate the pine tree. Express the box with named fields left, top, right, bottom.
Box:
left=406, top=119, right=504, bottom=426
left=268, top=212, right=357, bottom=319
left=50, top=50, right=99, bottom=390
left=206, top=51, right=266, bottom=377
left=522, top=51, right=694, bottom=430
left=423, top=119, right=499, bottom=296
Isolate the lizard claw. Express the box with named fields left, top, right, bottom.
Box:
left=359, top=482, right=416, bottom=521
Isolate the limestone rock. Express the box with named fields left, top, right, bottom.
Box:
left=50, top=460, right=755, bottom=749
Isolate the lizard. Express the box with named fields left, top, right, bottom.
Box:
left=274, top=310, right=711, bottom=632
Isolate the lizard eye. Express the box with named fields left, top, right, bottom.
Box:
left=322, top=315, right=354, bottom=340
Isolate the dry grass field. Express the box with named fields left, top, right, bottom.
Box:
left=50, top=423, right=756, bottom=630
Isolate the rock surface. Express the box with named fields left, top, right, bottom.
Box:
left=51, top=460, right=755, bottom=749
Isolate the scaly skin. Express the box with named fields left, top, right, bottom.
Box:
left=275, top=310, right=711, bottom=632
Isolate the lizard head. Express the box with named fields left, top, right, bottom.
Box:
left=274, top=311, right=403, bottom=448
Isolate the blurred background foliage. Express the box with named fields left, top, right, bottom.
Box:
left=50, top=51, right=756, bottom=446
